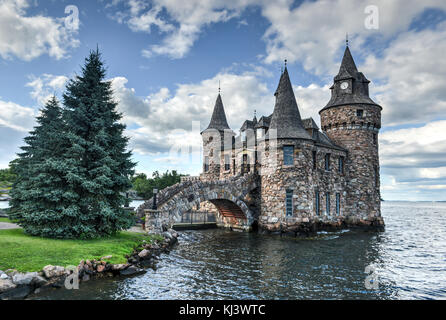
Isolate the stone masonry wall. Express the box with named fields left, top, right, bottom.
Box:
left=320, top=104, right=381, bottom=220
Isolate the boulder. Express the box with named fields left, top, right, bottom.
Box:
left=138, top=249, right=151, bottom=259
left=12, top=272, right=38, bottom=285
left=119, top=266, right=144, bottom=276
left=111, top=264, right=128, bottom=271
left=31, top=276, right=48, bottom=287
left=101, top=255, right=113, bottom=260
left=0, top=274, right=8, bottom=280
left=97, top=265, right=105, bottom=273
left=0, top=279, right=16, bottom=293
left=42, top=265, right=65, bottom=279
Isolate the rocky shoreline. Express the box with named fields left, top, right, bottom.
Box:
left=0, top=228, right=179, bottom=300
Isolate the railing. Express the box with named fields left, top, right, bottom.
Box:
left=180, top=176, right=201, bottom=183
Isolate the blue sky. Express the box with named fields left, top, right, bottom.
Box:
left=0, top=0, right=446, bottom=201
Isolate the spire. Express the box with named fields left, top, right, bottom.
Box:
left=204, top=94, right=230, bottom=131
left=269, top=67, right=311, bottom=140
left=321, top=45, right=381, bottom=112
left=335, top=46, right=358, bottom=80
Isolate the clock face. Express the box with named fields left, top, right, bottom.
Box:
left=340, top=82, right=349, bottom=90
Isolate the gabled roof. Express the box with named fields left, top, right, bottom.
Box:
left=203, top=94, right=230, bottom=132
left=268, top=68, right=311, bottom=140
left=255, top=114, right=272, bottom=129
left=302, top=117, right=319, bottom=130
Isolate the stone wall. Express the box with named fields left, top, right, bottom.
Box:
left=320, top=104, right=381, bottom=219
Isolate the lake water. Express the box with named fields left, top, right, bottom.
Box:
left=33, top=201, right=446, bottom=300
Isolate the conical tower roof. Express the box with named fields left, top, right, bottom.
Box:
left=268, top=68, right=311, bottom=140
left=334, top=46, right=358, bottom=80
left=204, top=94, right=230, bottom=132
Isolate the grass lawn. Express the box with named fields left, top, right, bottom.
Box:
left=0, top=228, right=161, bottom=272
left=0, top=217, right=12, bottom=223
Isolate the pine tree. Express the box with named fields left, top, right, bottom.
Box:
left=61, top=49, right=135, bottom=238
left=9, top=96, right=73, bottom=237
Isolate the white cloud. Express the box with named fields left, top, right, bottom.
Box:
left=380, top=121, right=446, bottom=199
left=0, top=100, right=35, bottom=132
left=0, top=0, right=80, bottom=61
left=26, top=74, right=69, bottom=105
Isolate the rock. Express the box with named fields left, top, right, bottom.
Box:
left=111, top=264, right=128, bottom=271
left=0, top=274, right=8, bottom=280
left=0, top=279, right=16, bottom=293
left=101, top=255, right=112, bottom=260
left=42, top=265, right=65, bottom=279
left=138, top=249, right=151, bottom=259
left=12, top=272, right=38, bottom=285
left=0, top=285, right=32, bottom=300
left=97, top=265, right=105, bottom=273
left=119, top=266, right=144, bottom=276
left=81, top=274, right=90, bottom=282
left=31, top=276, right=48, bottom=287
left=162, top=231, right=173, bottom=240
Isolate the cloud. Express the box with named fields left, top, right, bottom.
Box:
left=380, top=121, right=446, bottom=200
left=26, top=74, right=69, bottom=105
left=363, top=21, right=446, bottom=126
left=0, top=0, right=80, bottom=61
left=0, top=100, right=36, bottom=132
left=111, top=66, right=275, bottom=155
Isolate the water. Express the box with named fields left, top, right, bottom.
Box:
left=33, top=201, right=446, bottom=300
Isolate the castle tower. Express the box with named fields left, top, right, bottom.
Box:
left=201, top=94, right=234, bottom=180
left=258, top=67, right=314, bottom=228
left=319, top=46, right=382, bottom=219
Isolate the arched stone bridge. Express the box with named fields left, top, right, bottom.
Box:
left=137, top=174, right=258, bottom=232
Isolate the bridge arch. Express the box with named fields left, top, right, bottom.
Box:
left=137, top=174, right=258, bottom=231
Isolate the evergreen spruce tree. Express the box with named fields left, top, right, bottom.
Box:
left=9, top=96, right=73, bottom=237
left=61, top=49, right=135, bottom=238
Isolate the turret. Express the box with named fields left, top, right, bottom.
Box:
left=319, top=45, right=382, bottom=219
left=201, top=93, right=234, bottom=180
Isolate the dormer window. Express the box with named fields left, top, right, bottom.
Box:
left=256, top=128, right=264, bottom=139
left=241, top=131, right=246, bottom=142
left=357, top=109, right=364, bottom=117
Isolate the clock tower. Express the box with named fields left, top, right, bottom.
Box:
left=319, top=45, right=383, bottom=222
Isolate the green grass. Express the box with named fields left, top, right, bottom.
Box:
left=0, top=229, right=160, bottom=272
left=0, top=217, right=12, bottom=223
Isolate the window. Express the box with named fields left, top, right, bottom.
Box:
left=232, top=159, right=236, bottom=174
left=242, top=154, right=250, bottom=173
left=338, top=156, right=344, bottom=174
left=313, top=151, right=317, bottom=170
left=315, top=191, right=320, bottom=216
left=326, top=192, right=330, bottom=215
left=286, top=189, right=293, bottom=217
left=375, top=166, right=379, bottom=187
left=325, top=154, right=331, bottom=171
left=283, top=145, right=294, bottom=166
left=241, top=131, right=246, bottom=142
left=224, top=154, right=230, bottom=171
left=257, top=128, right=263, bottom=139
left=357, top=109, right=364, bottom=117
left=204, top=156, right=209, bottom=172
left=373, top=133, right=377, bottom=145
left=336, top=193, right=340, bottom=215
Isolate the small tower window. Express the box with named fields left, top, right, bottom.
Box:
left=232, top=159, right=236, bottom=174
left=283, top=145, right=294, bottom=166
left=286, top=189, right=293, bottom=217
left=313, top=151, right=317, bottom=170
left=336, top=193, right=341, bottom=215
left=357, top=109, right=364, bottom=117
left=315, top=190, right=320, bottom=216
left=204, top=156, right=209, bottom=172
left=373, top=133, right=377, bottom=145
left=338, top=156, right=344, bottom=174
left=326, top=192, right=330, bottom=215
left=224, top=154, right=230, bottom=171
left=325, top=154, right=331, bottom=171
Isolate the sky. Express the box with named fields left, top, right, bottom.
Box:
left=0, top=0, right=446, bottom=201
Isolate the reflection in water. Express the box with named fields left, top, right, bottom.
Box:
left=33, top=201, right=446, bottom=300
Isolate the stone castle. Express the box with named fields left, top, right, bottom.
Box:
left=196, top=45, right=384, bottom=234
left=139, top=46, right=384, bottom=235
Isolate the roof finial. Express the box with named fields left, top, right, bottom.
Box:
left=254, top=109, right=257, bottom=118
left=284, top=59, right=287, bottom=68
left=346, top=33, right=349, bottom=47
left=218, top=80, right=221, bottom=94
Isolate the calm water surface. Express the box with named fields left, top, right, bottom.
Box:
left=34, top=201, right=446, bottom=300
